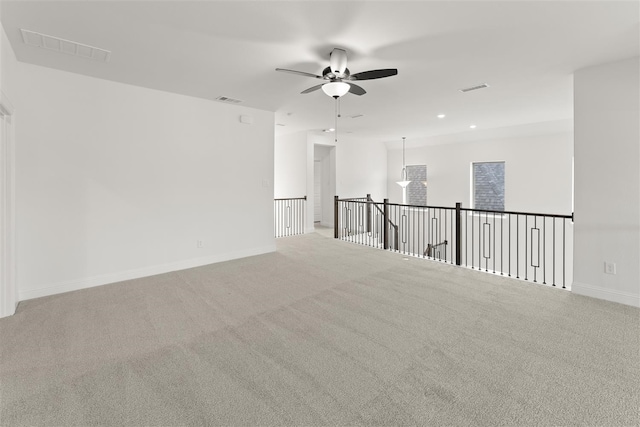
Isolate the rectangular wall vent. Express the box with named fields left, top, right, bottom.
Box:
left=459, top=83, right=490, bottom=93
left=215, top=96, right=242, bottom=104
left=20, top=29, right=111, bottom=63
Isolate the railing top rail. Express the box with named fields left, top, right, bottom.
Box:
left=337, top=198, right=377, bottom=204
left=460, top=207, right=572, bottom=219
left=338, top=198, right=456, bottom=216
left=274, top=196, right=307, bottom=201
left=384, top=202, right=455, bottom=210
left=338, top=197, right=571, bottom=220
left=339, top=198, right=454, bottom=211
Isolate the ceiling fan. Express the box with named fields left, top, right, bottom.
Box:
left=276, top=48, right=398, bottom=98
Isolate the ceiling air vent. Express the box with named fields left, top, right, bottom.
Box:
left=459, top=83, right=490, bottom=93
left=20, top=29, right=111, bottom=62
left=215, top=96, right=242, bottom=104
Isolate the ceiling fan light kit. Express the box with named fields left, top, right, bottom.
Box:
left=322, top=81, right=350, bottom=98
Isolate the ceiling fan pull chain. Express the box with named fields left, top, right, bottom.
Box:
left=335, top=98, right=339, bottom=143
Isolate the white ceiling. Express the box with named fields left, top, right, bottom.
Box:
left=2, top=1, right=638, bottom=145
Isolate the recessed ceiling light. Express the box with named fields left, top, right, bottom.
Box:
left=323, top=128, right=335, bottom=133
left=437, top=114, right=446, bottom=119
left=470, top=125, right=477, bottom=129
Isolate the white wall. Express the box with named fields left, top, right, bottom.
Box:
left=0, top=22, right=17, bottom=317
left=573, top=57, right=640, bottom=307
left=336, top=137, right=387, bottom=202
left=3, top=51, right=275, bottom=301
left=386, top=132, right=573, bottom=214
left=273, top=131, right=306, bottom=199
left=0, top=12, right=3, bottom=88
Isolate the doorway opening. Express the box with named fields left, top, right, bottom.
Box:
left=314, top=160, right=322, bottom=223
left=313, top=144, right=335, bottom=229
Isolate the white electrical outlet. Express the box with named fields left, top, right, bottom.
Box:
left=197, top=240, right=204, bottom=248
left=604, top=262, right=616, bottom=275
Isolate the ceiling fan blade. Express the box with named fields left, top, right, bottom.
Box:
left=276, top=68, right=324, bottom=79
left=348, top=83, right=366, bottom=96
left=301, top=84, right=324, bottom=94
left=349, top=69, right=398, bottom=81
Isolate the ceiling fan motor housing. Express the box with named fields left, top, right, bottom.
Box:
left=330, top=48, right=348, bottom=75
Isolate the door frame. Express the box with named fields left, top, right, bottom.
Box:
left=0, top=90, right=16, bottom=318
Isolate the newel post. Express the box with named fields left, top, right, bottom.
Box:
left=334, top=195, right=339, bottom=239
left=366, top=194, right=372, bottom=233
left=455, top=202, right=462, bottom=266
left=383, top=198, right=389, bottom=250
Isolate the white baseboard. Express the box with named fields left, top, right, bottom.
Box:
left=572, top=281, right=640, bottom=308
left=19, top=244, right=276, bottom=302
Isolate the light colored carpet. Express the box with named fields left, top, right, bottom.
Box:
left=1, top=232, right=638, bottom=426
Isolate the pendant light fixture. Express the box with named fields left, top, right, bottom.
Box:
left=396, top=137, right=411, bottom=189
left=396, top=137, right=411, bottom=205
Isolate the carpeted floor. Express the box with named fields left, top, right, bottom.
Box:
left=1, top=231, right=638, bottom=426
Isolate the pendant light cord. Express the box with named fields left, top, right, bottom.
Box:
left=402, top=137, right=406, bottom=167
left=402, top=137, right=406, bottom=180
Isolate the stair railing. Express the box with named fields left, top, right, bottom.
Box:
left=334, top=195, right=573, bottom=289
left=274, top=196, right=306, bottom=238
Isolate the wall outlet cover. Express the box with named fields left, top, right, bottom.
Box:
left=604, top=262, right=616, bottom=275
